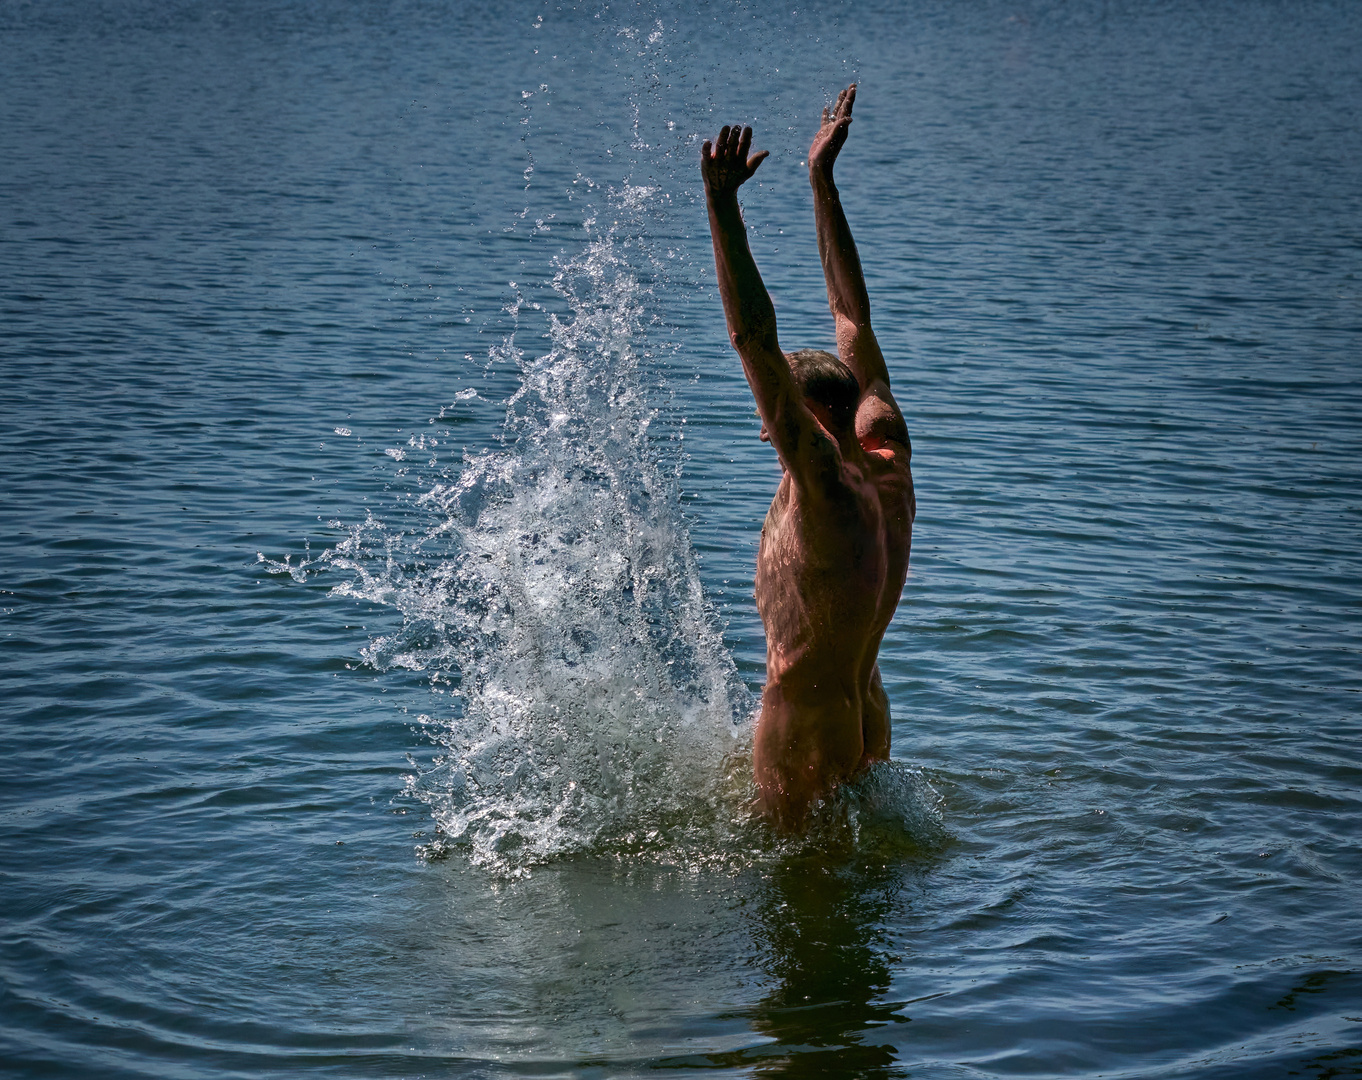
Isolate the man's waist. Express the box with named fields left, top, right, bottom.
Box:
left=765, top=639, right=872, bottom=687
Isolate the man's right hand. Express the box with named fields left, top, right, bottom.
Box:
left=701, top=125, right=769, bottom=196
left=809, top=84, right=855, bottom=179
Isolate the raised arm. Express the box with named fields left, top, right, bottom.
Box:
left=703, top=124, right=838, bottom=482
left=808, top=84, right=892, bottom=393
left=702, top=125, right=777, bottom=363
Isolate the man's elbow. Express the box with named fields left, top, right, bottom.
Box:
left=729, top=321, right=777, bottom=355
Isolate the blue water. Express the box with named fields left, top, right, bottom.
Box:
left=3, top=1, right=1362, bottom=1076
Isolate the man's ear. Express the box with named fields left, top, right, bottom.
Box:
left=759, top=425, right=770, bottom=443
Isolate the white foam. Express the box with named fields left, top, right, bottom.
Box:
left=329, top=192, right=753, bottom=873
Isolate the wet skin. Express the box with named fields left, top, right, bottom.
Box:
left=702, top=85, right=915, bottom=829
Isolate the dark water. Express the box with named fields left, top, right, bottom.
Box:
left=3, top=1, right=1362, bottom=1076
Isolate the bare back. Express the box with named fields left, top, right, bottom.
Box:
left=752, top=393, right=914, bottom=824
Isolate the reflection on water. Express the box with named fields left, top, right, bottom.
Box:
left=417, top=848, right=933, bottom=1078
left=745, top=858, right=911, bottom=1079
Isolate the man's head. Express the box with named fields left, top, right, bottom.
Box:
left=787, top=348, right=860, bottom=434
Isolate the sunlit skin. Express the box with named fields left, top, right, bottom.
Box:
left=702, top=85, right=915, bottom=829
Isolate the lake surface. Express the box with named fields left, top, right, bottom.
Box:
left=3, top=1, right=1361, bottom=1076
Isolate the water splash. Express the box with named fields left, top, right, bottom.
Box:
left=326, top=189, right=756, bottom=873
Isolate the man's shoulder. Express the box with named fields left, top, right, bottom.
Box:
left=856, top=388, right=909, bottom=450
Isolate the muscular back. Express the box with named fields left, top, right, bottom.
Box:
left=752, top=392, right=914, bottom=824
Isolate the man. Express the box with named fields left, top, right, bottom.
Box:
left=701, top=85, right=915, bottom=829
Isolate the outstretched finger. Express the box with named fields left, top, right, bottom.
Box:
left=842, top=83, right=857, bottom=117
left=717, top=125, right=732, bottom=156
left=833, top=87, right=847, bottom=118
left=747, top=149, right=770, bottom=174
left=822, top=105, right=830, bottom=125
left=737, top=125, right=753, bottom=162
